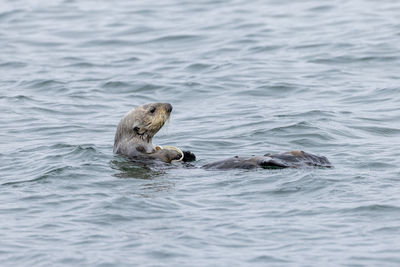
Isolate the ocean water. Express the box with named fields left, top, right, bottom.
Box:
left=1, top=0, right=400, bottom=265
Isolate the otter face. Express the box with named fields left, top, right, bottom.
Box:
left=114, top=102, right=173, bottom=155
left=131, top=103, right=173, bottom=138
left=118, top=102, right=172, bottom=141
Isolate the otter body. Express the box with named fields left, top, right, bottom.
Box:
left=202, top=151, right=332, bottom=170
left=114, top=103, right=331, bottom=169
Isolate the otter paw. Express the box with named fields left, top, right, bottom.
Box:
left=182, top=151, right=196, bottom=162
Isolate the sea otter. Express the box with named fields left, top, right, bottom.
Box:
left=114, top=102, right=195, bottom=163
left=114, top=103, right=332, bottom=169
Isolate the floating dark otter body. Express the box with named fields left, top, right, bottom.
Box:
left=114, top=103, right=332, bottom=169
left=202, top=151, right=332, bottom=170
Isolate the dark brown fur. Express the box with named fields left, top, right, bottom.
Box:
left=202, top=151, right=332, bottom=170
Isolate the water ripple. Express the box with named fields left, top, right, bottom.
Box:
left=1, top=0, right=400, bottom=265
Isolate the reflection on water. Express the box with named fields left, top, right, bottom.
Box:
left=110, top=158, right=178, bottom=198
left=110, top=158, right=164, bottom=179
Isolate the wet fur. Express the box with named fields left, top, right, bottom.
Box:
left=114, top=103, right=182, bottom=163
left=114, top=103, right=331, bottom=169
left=202, top=151, right=332, bottom=170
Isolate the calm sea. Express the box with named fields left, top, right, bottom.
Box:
left=1, top=0, right=400, bottom=266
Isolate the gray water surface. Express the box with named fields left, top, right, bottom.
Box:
left=1, top=0, right=400, bottom=266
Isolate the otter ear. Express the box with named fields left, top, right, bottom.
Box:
left=132, top=121, right=145, bottom=135
left=132, top=122, right=140, bottom=132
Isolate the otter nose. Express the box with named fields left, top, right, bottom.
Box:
left=165, top=103, right=173, bottom=113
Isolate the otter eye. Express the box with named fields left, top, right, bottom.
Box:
left=149, top=107, right=156, bottom=114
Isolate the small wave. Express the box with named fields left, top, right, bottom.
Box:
left=1, top=94, right=35, bottom=102
left=0, top=61, right=27, bottom=68
left=1, top=166, right=73, bottom=186
left=102, top=81, right=131, bottom=89
left=239, top=83, right=298, bottom=97
left=70, top=144, right=99, bottom=155
left=66, top=62, right=97, bottom=68
left=309, top=55, right=399, bottom=65
left=18, top=143, right=101, bottom=164
left=24, top=79, right=66, bottom=90
left=185, top=63, right=213, bottom=71
left=268, top=121, right=316, bottom=133
left=356, top=161, right=397, bottom=169
left=274, top=110, right=336, bottom=119
left=0, top=9, right=24, bottom=22
left=101, top=81, right=163, bottom=95
left=350, top=125, right=400, bottom=137
left=340, top=204, right=400, bottom=214
left=21, top=39, right=65, bottom=48
left=113, top=57, right=141, bottom=64
left=371, top=226, right=400, bottom=234
left=247, top=45, right=281, bottom=53
left=289, top=132, right=334, bottom=141
left=293, top=43, right=330, bottom=50
left=148, top=34, right=203, bottom=43
left=79, top=39, right=136, bottom=47
left=307, top=4, right=335, bottom=12
left=18, top=143, right=74, bottom=153
left=248, top=255, right=290, bottom=264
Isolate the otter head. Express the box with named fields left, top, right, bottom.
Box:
left=114, top=103, right=173, bottom=155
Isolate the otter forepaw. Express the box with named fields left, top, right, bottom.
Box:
left=182, top=151, right=196, bottom=162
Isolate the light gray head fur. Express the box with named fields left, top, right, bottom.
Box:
left=113, top=103, right=173, bottom=157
